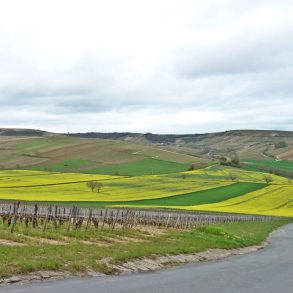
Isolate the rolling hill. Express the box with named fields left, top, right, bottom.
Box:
left=69, top=129, right=293, bottom=160
left=0, top=128, right=292, bottom=217
left=0, top=130, right=208, bottom=174
left=0, top=129, right=292, bottom=173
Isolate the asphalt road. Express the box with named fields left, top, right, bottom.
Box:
left=2, top=224, right=293, bottom=293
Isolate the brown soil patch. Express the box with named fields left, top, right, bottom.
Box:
left=2, top=156, right=47, bottom=168
left=100, top=236, right=130, bottom=244
left=37, top=238, right=69, bottom=245
left=34, top=141, right=143, bottom=167
left=0, top=137, right=42, bottom=144
left=24, top=236, right=68, bottom=245
left=136, top=225, right=167, bottom=236
left=117, top=236, right=145, bottom=243
left=78, top=240, right=108, bottom=246
left=277, top=149, right=293, bottom=160
left=0, top=239, right=26, bottom=246
left=97, top=235, right=146, bottom=244
left=34, top=142, right=103, bottom=166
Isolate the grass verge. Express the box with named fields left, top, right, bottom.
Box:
left=0, top=219, right=290, bottom=278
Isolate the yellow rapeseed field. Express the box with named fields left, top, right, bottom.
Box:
left=180, top=185, right=293, bottom=217
left=0, top=170, right=230, bottom=202
left=1, top=169, right=292, bottom=218
left=185, top=167, right=288, bottom=184
left=0, top=170, right=118, bottom=187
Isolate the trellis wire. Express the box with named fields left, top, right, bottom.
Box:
left=0, top=201, right=277, bottom=233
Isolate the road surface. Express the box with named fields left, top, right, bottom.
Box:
left=2, top=224, right=293, bottom=293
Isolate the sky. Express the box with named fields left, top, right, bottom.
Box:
left=0, top=0, right=292, bottom=134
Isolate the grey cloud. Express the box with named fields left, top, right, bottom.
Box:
left=0, top=0, right=292, bottom=133
left=179, top=31, right=293, bottom=79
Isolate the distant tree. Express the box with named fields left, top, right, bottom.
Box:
left=230, top=155, right=240, bottom=167
left=229, top=173, right=238, bottom=181
left=273, top=168, right=281, bottom=176
left=96, top=182, right=103, bottom=193
left=219, top=155, right=241, bottom=168
left=181, top=173, right=188, bottom=179
left=87, top=181, right=98, bottom=192
left=274, top=141, right=287, bottom=149
left=188, top=163, right=198, bottom=171
left=219, top=156, right=227, bottom=164
left=264, top=175, right=273, bottom=184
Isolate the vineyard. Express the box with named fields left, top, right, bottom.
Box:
left=0, top=202, right=276, bottom=233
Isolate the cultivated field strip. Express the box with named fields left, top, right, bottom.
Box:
left=0, top=169, right=232, bottom=202
left=0, top=201, right=276, bottom=232
left=191, top=185, right=293, bottom=217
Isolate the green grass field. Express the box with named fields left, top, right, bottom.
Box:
left=242, top=159, right=293, bottom=172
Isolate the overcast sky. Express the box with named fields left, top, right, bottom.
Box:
left=0, top=0, right=292, bottom=134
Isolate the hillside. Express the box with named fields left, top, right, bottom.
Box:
left=0, top=133, right=207, bottom=174
left=0, top=128, right=292, bottom=217
left=0, top=128, right=50, bottom=137
left=69, top=130, right=293, bottom=160
left=0, top=129, right=292, bottom=174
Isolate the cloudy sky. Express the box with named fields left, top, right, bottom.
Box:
left=0, top=0, right=292, bottom=134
